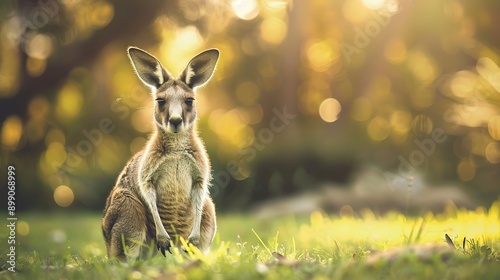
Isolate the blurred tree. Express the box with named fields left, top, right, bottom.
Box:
left=1, top=0, right=499, bottom=211
left=0, top=0, right=167, bottom=120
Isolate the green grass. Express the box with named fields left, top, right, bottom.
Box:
left=1, top=202, right=500, bottom=279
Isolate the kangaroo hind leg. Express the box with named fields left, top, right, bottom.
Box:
left=198, top=197, right=216, bottom=254
left=102, top=188, right=149, bottom=260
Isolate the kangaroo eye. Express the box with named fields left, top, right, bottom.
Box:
left=155, top=98, right=166, bottom=105
left=185, top=98, right=195, bottom=105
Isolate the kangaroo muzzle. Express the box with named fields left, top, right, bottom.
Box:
left=167, top=104, right=183, bottom=133
left=168, top=116, right=183, bottom=132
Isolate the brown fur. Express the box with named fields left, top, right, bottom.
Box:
left=102, top=47, right=219, bottom=260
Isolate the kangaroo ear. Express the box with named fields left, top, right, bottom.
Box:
left=127, top=47, right=170, bottom=89
left=180, top=49, right=219, bottom=89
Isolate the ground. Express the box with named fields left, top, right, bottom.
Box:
left=1, top=202, right=499, bottom=279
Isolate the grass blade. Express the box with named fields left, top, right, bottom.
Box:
left=252, top=229, right=273, bottom=256
left=414, top=218, right=426, bottom=243
left=445, top=234, right=455, bottom=249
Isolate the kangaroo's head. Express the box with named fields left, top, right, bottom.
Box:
left=128, top=47, right=219, bottom=134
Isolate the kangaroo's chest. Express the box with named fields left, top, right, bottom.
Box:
left=153, top=153, right=198, bottom=196
left=150, top=152, right=199, bottom=236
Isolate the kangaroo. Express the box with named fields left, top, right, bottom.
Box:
left=102, top=47, right=219, bottom=260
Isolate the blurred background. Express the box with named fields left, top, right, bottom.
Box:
left=1, top=0, right=499, bottom=214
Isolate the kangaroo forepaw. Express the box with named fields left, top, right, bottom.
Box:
left=157, top=242, right=171, bottom=256
left=188, top=235, right=200, bottom=248
left=178, top=235, right=200, bottom=254
left=156, top=235, right=172, bottom=256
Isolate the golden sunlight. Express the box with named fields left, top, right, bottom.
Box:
left=412, top=114, right=433, bottom=136
left=90, top=1, right=114, bottom=28
left=319, top=98, right=342, bottom=123
left=351, top=97, right=373, bottom=122
left=54, top=185, right=75, bottom=207
left=305, top=39, right=339, bottom=72
left=45, top=129, right=66, bottom=146
left=488, top=116, right=500, bottom=140
left=44, top=142, right=67, bottom=166
left=390, top=110, right=412, bottom=134
left=342, top=0, right=372, bottom=24
left=25, top=34, right=53, bottom=60
left=384, top=39, right=407, bottom=64
left=232, top=0, right=260, bottom=20
left=1, top=115, right=23, bottom=150
left=56, top=81, right=84, bottom=121
left=485, top=142, right=500, bottom=164
left=300, top=202, right=500, bottom=247
left=368, top=116, right=391, bottom=141
left=260, top=17, right=287, bottom=45
left=26, top=57, right=47, bottom=77
left=17, top=221, right=30, bottom=236
left=457, top=159, right=475, bottom=181
left=131, top=109, right=153, bottom=133
left=361, top=0, right=385, bottom=10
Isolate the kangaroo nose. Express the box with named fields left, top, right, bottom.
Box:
left=169, top=117, right=182, bottom=129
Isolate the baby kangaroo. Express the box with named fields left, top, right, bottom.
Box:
left=102, top=47, right=219, bottom=260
